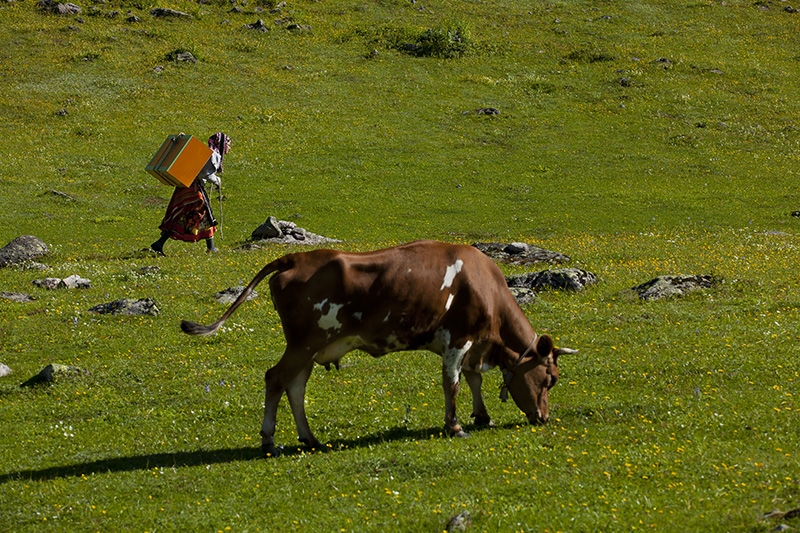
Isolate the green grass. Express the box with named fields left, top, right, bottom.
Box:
left=1, top=0, right=799, bottom=531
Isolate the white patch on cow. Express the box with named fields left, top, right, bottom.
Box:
left=313, top=299, right=344, bottom=331
left=440, top=259, right=464, bottom=290
left=383, top=311, right=391, bottom=323
left=444, top=340, right=473, bottom=383
left=353, top=311, right=363, bottom=321
left=445, top=293, right=455, bottom=310
left=425, top=329, right=472, bottom=383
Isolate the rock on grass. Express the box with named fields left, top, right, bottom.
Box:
left=631, top=275, right=718, bottom=300
left=0, top=235, right=49, bottom=268
left=88, top=298, right=159, bottom=316
left=20, top=363, right=87, bottom=387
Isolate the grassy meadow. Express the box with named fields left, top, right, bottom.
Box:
left=1, top=0, right=799, bottom=530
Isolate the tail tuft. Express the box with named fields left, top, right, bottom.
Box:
left=180, top=319, right=220, bottom=337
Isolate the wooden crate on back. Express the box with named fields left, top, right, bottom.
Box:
left=146, top=134, right=213, bottom=188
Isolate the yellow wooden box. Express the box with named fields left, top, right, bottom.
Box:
left=146, top=134, right=213, bottom=187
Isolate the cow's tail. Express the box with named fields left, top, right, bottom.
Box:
left=180, top=258, right=284, bottom=337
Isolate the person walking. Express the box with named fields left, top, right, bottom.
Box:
left=151, top=132, right=231, bottom=255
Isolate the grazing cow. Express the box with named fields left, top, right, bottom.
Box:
left=181, top=240, right=576, bottom=456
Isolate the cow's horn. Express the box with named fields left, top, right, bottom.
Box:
left=554, top=347, right=578, bottom=356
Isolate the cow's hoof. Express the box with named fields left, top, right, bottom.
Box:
left=471, top=414, right=495, bottom=427
left=262, top=444, right=283, bottom=458
left=453, top=430, right=470, bottom=438
left=299, top=437, right=325, bottom=451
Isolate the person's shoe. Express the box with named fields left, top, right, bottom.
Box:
left=151, top=232, right=169, bottom=256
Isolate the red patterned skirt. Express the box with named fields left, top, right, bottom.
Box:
left=159, top=182, right=217, bottom=242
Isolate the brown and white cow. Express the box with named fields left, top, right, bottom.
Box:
left=181, top=240, right=576, bottom=456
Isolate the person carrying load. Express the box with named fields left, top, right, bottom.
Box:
left=151, top=132, right=231, bottom=255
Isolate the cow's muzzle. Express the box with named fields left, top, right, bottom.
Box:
left=528, top=411, right=548, bottom=425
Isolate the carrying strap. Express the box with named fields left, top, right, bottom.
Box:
left=218, top=133, right=227, bottom=171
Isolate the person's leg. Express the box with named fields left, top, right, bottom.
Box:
left=151, top=231, right=170, bottom=255
left=206, top=237, right=218, bottom=253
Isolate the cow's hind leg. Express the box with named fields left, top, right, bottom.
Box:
left=464, top=369, right=493, bottom=428
left=285, top=360, right=322, bottom=450
left=260, top=350, right=313, bottom=457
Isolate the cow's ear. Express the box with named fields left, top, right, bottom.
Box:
left=535, top=334, right=554, bottom=359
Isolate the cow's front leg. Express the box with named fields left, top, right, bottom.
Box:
left=442, top=368, right=468, bottom=438
left=463, top=369, right=493, bottom=427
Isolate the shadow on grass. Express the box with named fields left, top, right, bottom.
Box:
left=0, top=423, right=503, bottom=484
left=0, top=447, right=263, bottom=484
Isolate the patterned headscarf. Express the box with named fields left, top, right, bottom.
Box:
left=207, top=132, right=231, bottom=171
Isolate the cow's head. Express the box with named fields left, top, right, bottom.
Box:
left=505, top=334, right=576, bottom=424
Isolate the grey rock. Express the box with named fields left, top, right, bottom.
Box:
left=504, top=242, right=529, bottom=254
left=278, top=220, right=297, bottom=233
left=508, top=268, right=598, bottom=292
left=20, top=363, right=87, bottom=387
left=213, top=286, right=258, bottom=304
left=32, top=277, right=63, bottom=290
left=32, top=275, right=91, bottom=289
left=286, top=23, right=311, bottom=33
left=447, top=510, right=472, bottom=532
left=89, top=298, right=159, bottom=316
left=137, top=266, right=161, bottom=276
left=14, top=261, right=50, bottom=271
left=0, top=292, right=35, bottom=303
left=653, top=57, right=673, bottom=68
left=150, top=7, right=192, bottom=18
left=245, top=18, right=269, bottom=31
left=37, top=0, right=81, bottom=14
left=252, top=215, right=282, bottom=239
left=473, top=242, right=569, bottom=265
left=61, top=274, right=92, bottom=289
left=631, top=275, right=717, bottom=301
left=509, top=287, right=536, bottom=306
left=249, top=217, right=341, bottom=246
left=0, top=363, right=12, bottom=378
left=175, top=51, right=196, bottom=63
left=0, top=235, right=49, bottom=268
left=60, top=1, right=80, bottom=13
